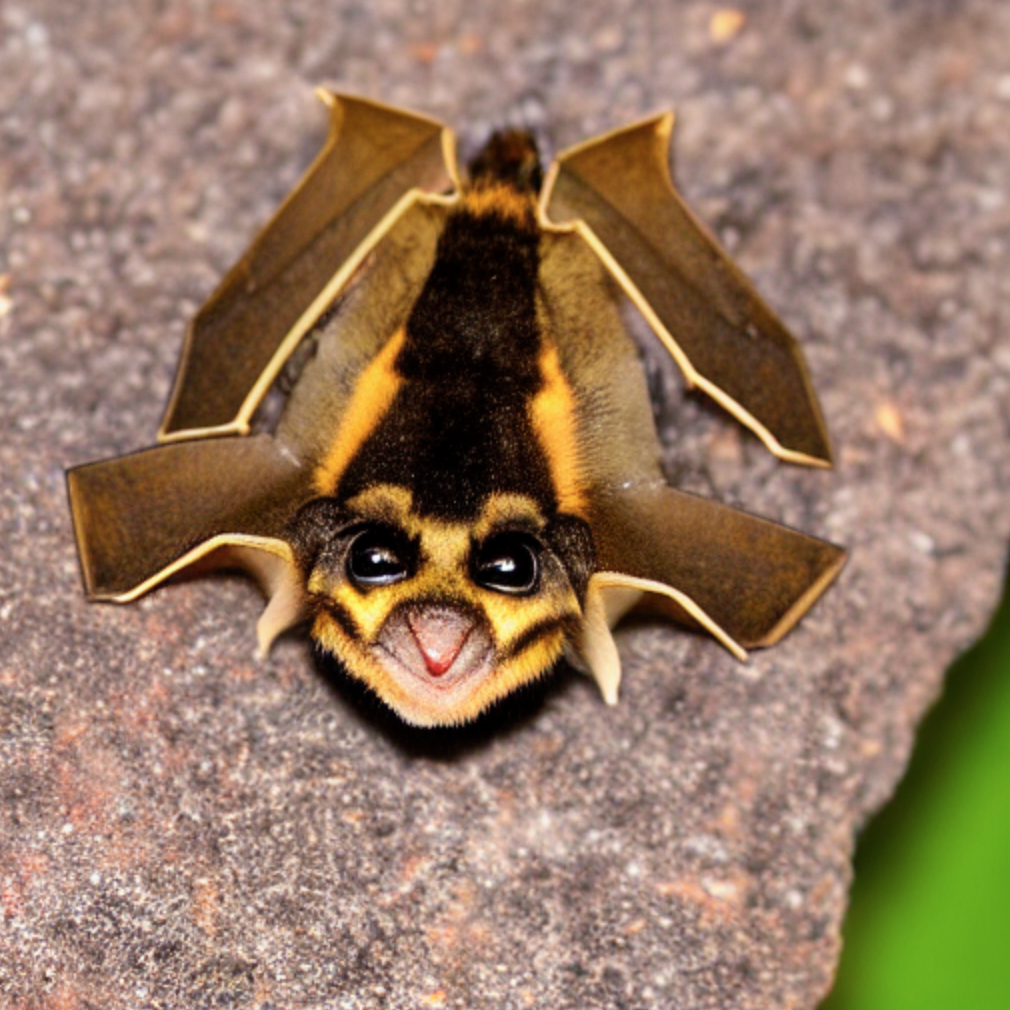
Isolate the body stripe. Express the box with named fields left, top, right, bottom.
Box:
left=313, top=327, right=406, bottom=495
left=530, top=343, right=587, bottom=515
left=461, top=184, right=536, bottom=227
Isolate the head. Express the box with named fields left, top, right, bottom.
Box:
left=289, top=483, right=594, bottom=726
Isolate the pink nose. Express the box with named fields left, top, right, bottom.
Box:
left=407, top=608, right=473, bottom=677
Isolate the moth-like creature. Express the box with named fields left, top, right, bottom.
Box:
left=68, top=92, right=846, bottom=726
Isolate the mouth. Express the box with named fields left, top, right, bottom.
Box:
left=373, top=603, right=496, bottom=724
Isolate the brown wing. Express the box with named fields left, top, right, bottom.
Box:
left=67, top=436, right=311, bottom=601
left=541, top=114, right=834, bottom=467
left=589, top=484, right=846, bottom=650
left=69, top=191, right=451, bottom=607
left=538, top=229, right=844, bottom=667
left=159, top=91, right=455, bottom=441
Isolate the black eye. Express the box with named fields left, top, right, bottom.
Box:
left=346, top=528, right=412, bottom=590
left=473, top=533, right=541, bottom=595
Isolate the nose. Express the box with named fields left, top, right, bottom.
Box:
left=407, top=606, right=474, bottom=677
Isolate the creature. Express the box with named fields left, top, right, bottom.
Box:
left=68, top=92, right=846, bottom=726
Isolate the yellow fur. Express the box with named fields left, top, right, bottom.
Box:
left=461, top=184, right=536, bottom=227
left=313, top=328, right=406, bottom=495
left=530, top=343, right=587, bottom=516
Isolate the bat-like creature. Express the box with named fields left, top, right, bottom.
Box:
left=68, top=91, right=846, bottom=726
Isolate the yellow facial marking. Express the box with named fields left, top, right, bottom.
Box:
left=530, top=343, right=587, bottom=515
left=471, top=492, right=546, bottom=540
left=313, top=327, right=406, bottom=495
left=461, top=183, right=536, bottom=227
left=343, top=484, right=417, bottom=531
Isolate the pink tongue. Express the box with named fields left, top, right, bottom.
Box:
left=407, top=609, right=472, bottom=677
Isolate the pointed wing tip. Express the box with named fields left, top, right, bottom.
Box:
left=314, top=86, right=338, bottom=108
left=620, top=109, right=674, bottom=140
left=652, top=110, right=675, bottom=142
left=820, top=542, right=849, bottom=581
left=781, top=422, right=836, bottom=469
left=690, top=368, right=836, bottom=471
left=773, top=441, right=835, bottom=469
left=312, top=89, right=449, bottom=137
left=553, top=110, right=675, bottom=167
left=750, top=541, right=848, bottom=649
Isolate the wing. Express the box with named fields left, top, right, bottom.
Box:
left=589, top=484, right=846, bottom=652
left=69, top=192, right=452, bottom=647
left=67, top=435, right=312, bottom=602
left=159, top=91, right=457, bottom=442
left=573, top=484, right=846, bottom=704
left=537, top=230, right=844, bottom=701
left=540, top=113, right=834, bottom=467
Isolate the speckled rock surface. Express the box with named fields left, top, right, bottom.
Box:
left=2, top=1, right=1009, bottom=1007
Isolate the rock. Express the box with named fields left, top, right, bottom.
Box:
left=2, top=1, right=1008, bottom=1006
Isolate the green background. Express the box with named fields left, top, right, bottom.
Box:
left=822, top=567, right=1010, bottom=1010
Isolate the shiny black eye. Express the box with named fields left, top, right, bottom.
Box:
left=346, top=528, right=412, bottom=590
left=473, top=533, right=541, bottom=595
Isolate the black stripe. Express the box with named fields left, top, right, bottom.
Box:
left=336, top=198, right=559, bottom=521
left=313, top=596, right=361, bottom=642
left=500, top=613, right=579, bottom=663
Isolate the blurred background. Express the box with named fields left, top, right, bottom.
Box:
left=823, top=566, right=1010, bottom=1010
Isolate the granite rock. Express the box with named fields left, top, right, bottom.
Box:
left=2, top=1, right=1009, bottom=1007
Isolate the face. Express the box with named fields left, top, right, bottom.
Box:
left=289, top=484, right=593, bottom=726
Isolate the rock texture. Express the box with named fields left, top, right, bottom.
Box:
left=2, top=1, right=1008, bottom=1007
